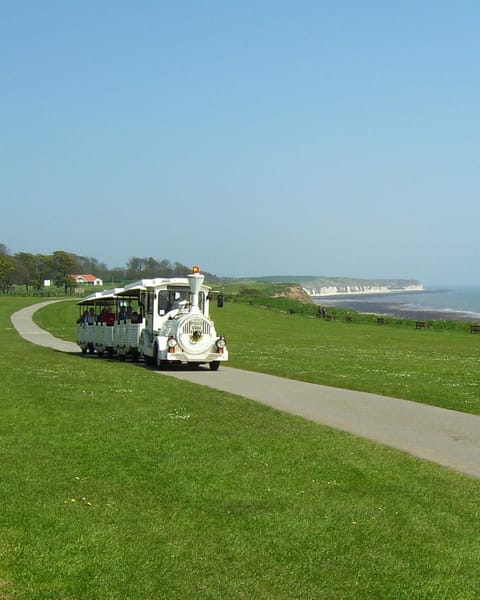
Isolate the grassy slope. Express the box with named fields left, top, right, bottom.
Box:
left=37, top=298, right=480, bottom=415
left=1, top=297, right=478, bottom=598
left=214, top=303, right=480, bottom=414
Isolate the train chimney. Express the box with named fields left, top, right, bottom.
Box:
left=188, top=266, right=204, bottom=314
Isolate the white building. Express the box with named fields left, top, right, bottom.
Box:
left=70, top=274, right=103, bottom=286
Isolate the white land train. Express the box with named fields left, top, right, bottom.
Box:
left=76, top=267, right=228, bottom=370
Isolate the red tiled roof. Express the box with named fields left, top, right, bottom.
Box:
left=69, top=274, right=101, bottom=282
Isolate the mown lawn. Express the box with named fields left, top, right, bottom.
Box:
left=1, top=297, right=478, bottom=598
left=36, top=298, right=480, bottom=415
left=215, top=302, right=480, bottom=415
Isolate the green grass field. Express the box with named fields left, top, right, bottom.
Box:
left=36, top=297, right=480, bottom=415
left=2, top=297, right=480, bottom=598
left=215, top=303, right=480, bottom=415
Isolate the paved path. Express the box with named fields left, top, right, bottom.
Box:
left=10, top=300, right=82, bottom=354
left=11, top=301, right=480, bottom=479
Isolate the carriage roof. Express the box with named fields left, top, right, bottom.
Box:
left=120, top=277, right=210, bottom=295
left=77, top=291, right=104, bottom=306
left=77, top=288, right=124, bottom=306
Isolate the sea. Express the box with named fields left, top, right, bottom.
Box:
left=312, top=285, right=480, bottom=321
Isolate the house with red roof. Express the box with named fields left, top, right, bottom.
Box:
left=69, top=274, right=103, bottom=286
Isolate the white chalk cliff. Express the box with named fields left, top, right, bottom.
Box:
left=303, top=282, right=424, bottom=298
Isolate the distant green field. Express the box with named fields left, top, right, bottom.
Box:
left=2, top=297, right=479, bottom=599
left=36, top=297, right=480, bottom=415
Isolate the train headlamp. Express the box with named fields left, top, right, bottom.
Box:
left=215, top=337, right=226, bottom=349
left=192, top=266, right=200, bottom=273
left=167, top=337, right=178, bottom=348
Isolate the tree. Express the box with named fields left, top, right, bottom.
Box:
left=126, top=257, right=146, bottom=280
left=51, top=250, right=78, bottom=294
left=0, top=254, right=14, bottom=293
left=173, top=262, right=191, bottom=277
left=125, top=257, right=192, bottom=280
left=10, top=254, right=31, bottom=292
left=14, top=253, right=53, bottom=290
left=14, top=252, right=39, bottom=292
left=143, top=257, right=156, bottom=277
left=74, top=254, right=109, bottom=281
left=157, top=259, right=174, bottom=277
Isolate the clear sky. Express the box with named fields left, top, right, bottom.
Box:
left=1, top=1, right=479, bottom=284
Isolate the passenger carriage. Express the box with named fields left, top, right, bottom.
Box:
left=76, top=291, right=103, bottom=354
left=77, top=288, right=121, bottom=356
left=112, top=286, right=145, bottom=361
left=93, top=288, right=123, bottom=356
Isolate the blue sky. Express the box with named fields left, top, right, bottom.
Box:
left=1, top=1, right=479, bottom=284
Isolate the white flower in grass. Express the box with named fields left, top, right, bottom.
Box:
left=168, top=408, right=190, bottom=420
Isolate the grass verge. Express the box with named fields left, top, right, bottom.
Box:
left=35, top=297, right=480, bottom=415
left=0, top=297, right=479, bottom=598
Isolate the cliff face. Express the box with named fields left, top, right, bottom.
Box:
left=303, top=281, right=424, bottom=297
left=272, top=284, right=315, bottom=303
left=248, top=275, right=424, bottom=299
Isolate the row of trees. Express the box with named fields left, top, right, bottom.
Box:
left=0, top=244, right=220, bottom=294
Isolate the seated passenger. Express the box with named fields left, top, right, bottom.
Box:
left=174, top=300, right=188, bottom=311
left=100, top=307, right=115, bottom=325
left=86, top=308, right=96, bottom=324
left=169, top=299, right=180, bottom=311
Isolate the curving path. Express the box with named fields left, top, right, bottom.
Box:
left=11, top=301, right=480, bottom=479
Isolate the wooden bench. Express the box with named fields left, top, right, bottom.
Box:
left=415, top=321, right=427, bottom=329
left=376, top=317, right=385, bottom=325
left=326, top=314, right=335, bottom=321
left=470, top=324, right=480, bottom=334
left=345, top=316, right=352, bottom=323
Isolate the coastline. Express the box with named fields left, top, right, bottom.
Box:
left=314, top=299, right=479, bottom=322
left=330, top=301, right=479, bottom=323
left=311, top=286, right=480, bottom=322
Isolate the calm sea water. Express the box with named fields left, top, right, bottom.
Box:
left=316, top=285, right=480, bottom=320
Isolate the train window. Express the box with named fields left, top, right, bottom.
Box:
left=158, top=290, right=170, bottom=314
left=158, top=288, right=194, bottom=315
left=144, top=291, right=153, bottom=314
left=198, top=292, right=205, bottom=313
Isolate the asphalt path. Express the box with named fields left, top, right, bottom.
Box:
left=10, top=300, right=480, bottom=479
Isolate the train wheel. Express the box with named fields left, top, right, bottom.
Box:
left=209, top=361, right=220, bottom=371
left=143, top=355, right=154, bottom=367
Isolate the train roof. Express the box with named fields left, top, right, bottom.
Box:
left=77, top=288, right=124, bottom=305
left=77, top=291, right=104, bottom=305
left=77, top=274, right=211, bottom=303
left=120, top=277, right=210, bottom=294
left=99, top=287, right=124, bottom=299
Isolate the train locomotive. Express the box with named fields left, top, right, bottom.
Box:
left=76, top=266, right=228, bottom=370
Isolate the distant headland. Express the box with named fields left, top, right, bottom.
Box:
left=303, top=279, right=424, bottom=298
left=252, top=275, right=424, bottom=298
